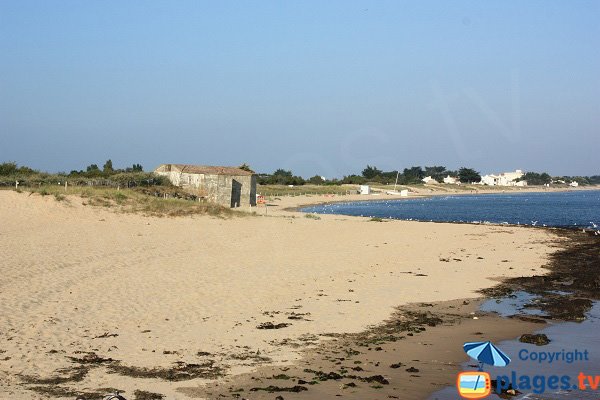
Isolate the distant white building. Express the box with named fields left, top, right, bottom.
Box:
left=360, top=185, right=371, bottom=195
left=422, top=176, right=438, bottom=184
left=443, top=175, right=459, bottom=185
left=480, top=174, right=500, bottom=186
left=480, top=170, right=526, bottom=187
left=570, top=181, right=579, bottom=187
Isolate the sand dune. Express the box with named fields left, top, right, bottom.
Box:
left=0, top=190, right=556, bottom=398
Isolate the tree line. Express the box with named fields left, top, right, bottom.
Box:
left=257, top=165, right=482, bottom=185
left=256, top=165, right=599, bottom=186
left=0, top=161, right=167, bottom=186
left=1, top=161, right=598, bottom=187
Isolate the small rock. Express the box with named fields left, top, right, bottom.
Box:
left=519, top=333, right=551, bottom=346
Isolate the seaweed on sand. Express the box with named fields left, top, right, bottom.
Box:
left=134, top=389, right=166, bottom=400
left=249, top=385, right=308, bottom=393
left=479, top=230, right=600, bottom=321
left=107, top=360, right=224, bottom=381
left=19, top=365, right=90, bottom=385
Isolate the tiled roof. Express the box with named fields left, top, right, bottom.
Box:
left=158, top=164, right=254, bottom=176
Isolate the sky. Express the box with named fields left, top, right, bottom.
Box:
left=1, top=1, right=598, bottom=178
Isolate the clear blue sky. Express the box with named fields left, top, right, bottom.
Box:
left=1, top=1, right=598, bottom=177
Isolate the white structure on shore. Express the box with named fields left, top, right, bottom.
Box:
left=570, top=181, right=579, bottom=187
left=480, top=170, right=527, bottom=187
left=422, top=176, right=439, bottom=184
left=443, top=175, right=459, bottom=184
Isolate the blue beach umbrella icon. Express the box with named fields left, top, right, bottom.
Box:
left=463, top=341, right=511, bottom=370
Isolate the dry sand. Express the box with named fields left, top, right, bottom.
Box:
left=0, top=190, right=558, bottom=399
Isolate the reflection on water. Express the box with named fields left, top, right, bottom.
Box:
left=480, top=291, right=548, bottom=317
left=429, top=302, right=600, bottom=399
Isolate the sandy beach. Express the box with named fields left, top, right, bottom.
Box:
left=0, top=189, right=560, bottom=399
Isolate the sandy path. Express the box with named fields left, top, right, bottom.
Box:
left=0, top=190, right=556, bottom=398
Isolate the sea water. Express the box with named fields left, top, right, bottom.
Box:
left=301, top=190, right=600, bottom=229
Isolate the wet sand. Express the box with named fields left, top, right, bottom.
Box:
left=182, top=298, right=542, bottom=400
left=0, top=190, right=561, bottom=399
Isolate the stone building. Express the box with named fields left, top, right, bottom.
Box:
left=154, top=164, right=256, bottom=207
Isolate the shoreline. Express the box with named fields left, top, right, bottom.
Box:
left=182, top=298, right=540, bottom=399
left=0, top=190, right=596, bottom=399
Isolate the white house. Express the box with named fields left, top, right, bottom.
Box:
left=570, top=181, right=579, bottom=187
left=480, top=174, right=500, bottom=186
left=422, top=176, right=438, bottom=184
left=443, top=175, right=459, bottom=184
left=480, top=170, right=526, bottom=187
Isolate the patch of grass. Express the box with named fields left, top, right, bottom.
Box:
left=113, top=191, right=128, bottom=204
left=22, top=186, right=240, bottom=218
left=53, top=192, right=67, bottom=202
left=258, top=184, right=354, bottom=197
left=369, top=217, right=387, bottom=222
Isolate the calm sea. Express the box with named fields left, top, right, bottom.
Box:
left=301, top=190, right=600, bottom=229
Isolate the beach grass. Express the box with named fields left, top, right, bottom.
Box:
left=10, top=185, right=239, bottom=218
left=256, top=182, right=535, bottom=198
left=257, top=184, right=356, bottom=197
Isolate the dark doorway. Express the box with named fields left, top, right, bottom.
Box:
left=231, top=180, right=242, bottom=208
